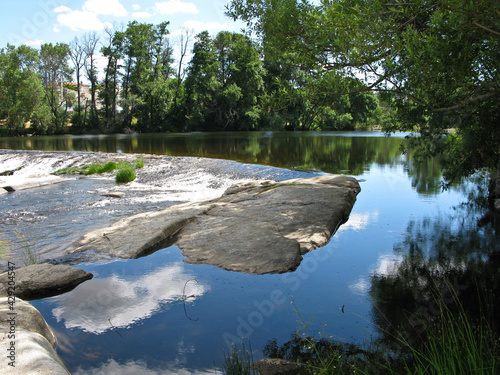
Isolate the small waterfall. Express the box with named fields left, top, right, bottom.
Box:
left=0, top=150, right=312, bottom=266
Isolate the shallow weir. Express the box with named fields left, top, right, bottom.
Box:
left=1, top=132, right=493, bottom=374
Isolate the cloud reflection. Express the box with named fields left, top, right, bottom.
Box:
left=348, top=253, right=403, bottom=295
left=337, top=211, right=379, bottom=232
left=51, top=264, right=208, bottom=334
left=72, top=359, right=216, bottom=375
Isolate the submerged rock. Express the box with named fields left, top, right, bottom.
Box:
left=101, top=191, right=126, bottom=198
left=65, top=175, right=361, bottom=274
left=251, top=358, right=308, bottom=375
left=0, top=297, right=70, bottom=374
left=0, top=264, right=93, bottom=300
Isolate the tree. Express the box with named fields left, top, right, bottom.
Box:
left=0, top=45, right=52, bottom=135
left=227, top=0, right=500, bottom=185
left=83, top=32, right=101, bottom=131
left=101, top=27, right=124, bottom=132
left=39, top=42, right=73, bottom=134
left=69, top=37, right=86, bottom=130
left=120, top=21, right=175, bottom=132
left=184, top=31, right=264, bottom=131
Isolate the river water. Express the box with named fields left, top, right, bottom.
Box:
left=0, top=131, right=498, bottom=374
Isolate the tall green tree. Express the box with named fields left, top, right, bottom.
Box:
left=39, top=42, right=73, bottom=134
left=0, top=45, right=51, bottom=135
left=184, top=31, right=264, bottom=131
left=227, top=0, right=500, bottom=184
left=69, top=37, right=86, bottom=130
left=83, top=32, right=101, bottom=131
left=101, top=27, right=124, bottom=132
left=119, top=21, right=175, bottom=132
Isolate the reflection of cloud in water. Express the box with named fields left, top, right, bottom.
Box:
left=348, top=253, right=403, bottom=295
left=348, top=278, right=370, bottom=295
left=73, top=359, right=215, bottom=375
left=51, top=264, right=208, bottom=334
left=373, top=253, right=403, bottom=276
left=337, top=211, right=378, bottom=232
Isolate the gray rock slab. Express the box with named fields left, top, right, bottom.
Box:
left=65, top=175, right=360, bottom=274
left=66, top=202, right=215, bottom=259
left=0, top=264, right=93, bottom=300
left=0, top=297, right=70, bottom=374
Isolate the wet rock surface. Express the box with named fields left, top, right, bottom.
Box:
left=65, top=175, right=360, bottom=274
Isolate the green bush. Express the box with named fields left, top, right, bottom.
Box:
left=115, top=167, right=136, bottom=183
left=134, top=158, right=145, bottom=169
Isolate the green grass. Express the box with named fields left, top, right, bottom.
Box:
left=16, top=231, right=41, bottom=266
left=134, top=158, right=145, bottom=169
left=53, top=158, right=144, bottom=184
left=115, top=166, right=136, bottom=183
left=220, top=342, right=256, bottom=375
left=394, top=300, right=499, bottom=374
left=0, top=234, right=10, bottom=259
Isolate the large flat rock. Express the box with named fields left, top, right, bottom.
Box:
left=65, top=175, right=360, bottom=274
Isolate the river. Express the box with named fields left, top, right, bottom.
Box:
left=0, top=131, right=498, bottom=374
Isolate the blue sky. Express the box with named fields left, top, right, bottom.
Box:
left=1, top=0, right=244, bottom=48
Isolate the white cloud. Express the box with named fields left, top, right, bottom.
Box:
left=132, top=11, right=154, bottom=19
left=155, top=0, right=199, bottom=15
left=83, top=0, right=128, bottom=17
left=56, top=10, right=113, bottom=31
left=132, top=4, right=141, bottom=10
left=25, top=40, right=44, bottom=46
left=53, top=5, right=71, bottom=13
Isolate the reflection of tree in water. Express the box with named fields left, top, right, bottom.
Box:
left=262, top=203, right=499, bottom=372
left=370, top=203, right=500, bottom=351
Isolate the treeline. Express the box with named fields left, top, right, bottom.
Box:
left=0, top=21, right=389, bottom=136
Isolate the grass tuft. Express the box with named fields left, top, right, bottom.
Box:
left=53, top=158, right=144, bottom=184
left=115, top=166, right=136, bottom=183
left=220, top=341, right=256, bottom=375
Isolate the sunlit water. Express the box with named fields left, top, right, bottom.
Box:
left=1, top=132, right=496, bottom=374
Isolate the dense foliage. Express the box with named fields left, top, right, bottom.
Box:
left=0, top=20, right=383, bottom=137
left=1, top=1, right=498, bottom=183
left=227, top=0, right=500, bottom=184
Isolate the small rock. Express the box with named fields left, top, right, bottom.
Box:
left=102, top=191, right=126, bottom=198
left=251, top=358, right=308, bottom=375
left=0, top=264, right=93, bottom=300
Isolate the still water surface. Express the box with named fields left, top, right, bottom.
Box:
left=0, top=132, right=497, bottom=374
